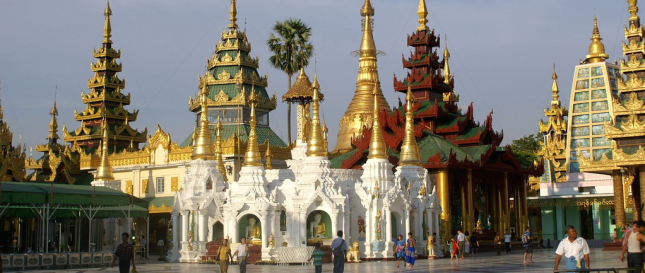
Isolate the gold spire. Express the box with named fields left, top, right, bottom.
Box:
left=443, top=36, right=452, bottom=85
left=417, top=0, right=429, bottom=31
left=585, top=17, right=609, bottom=63
left=243, top=88, right=263, bottom=166
left=265, top=142, right=273, bottom=170
left=306, top=72, right=328, bottom=157
left=333, top=0, right=390, bottom=153
left=229, top=0, right=238, bottom=28
left=95, top=125, right=114, bottom=181
left=47, top=100, right=59, bottom=142
left=103, top=1, right=113, bottom=44
left=551, top=65, right=561, bottom=107
left=215, top=116, right=228, bottom=181
left=367, top=83, right=388, bottom=159
left=399, top=86, right=422, bottom=166
left=191, top=85, right=216, bottom=160
left=629, top=0, right=639, bottom=19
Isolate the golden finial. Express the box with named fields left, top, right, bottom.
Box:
left=417, top=0, right=429, bottom=31
left=361, top=0, right=374, bottom=16
left=47, top=99, right=59, bottom=142
left=399, top=86, right=422, bottom=166
left=191, top=85, right=216, bottom=160
left=585, top=16, right=609, bottom=63
left=360, top=0, right=377, bottom=57
left=243, top=88, right=263, bottom=166
left=229, top=0, right=238, bottom=28
left=103, top=1, right=113, bottom=44
left=95, top=126, right=114, bottom=181
left=322, top=118, right=328, bottom=148
left=367, top=82, right=388, bottom=159
left=551, top=64, right=560, bottom=107
left=265, top=141, right=273, bottom=170
left=306, top=72, right=328, bottom=157
left=629, top=0, right=639, bottom=18
left=443, top=35, right=452, bottom=85
left=214, top=115, right=228, bottom=181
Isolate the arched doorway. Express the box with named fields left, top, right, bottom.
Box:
left=212, top=222, right=224, bottom=242
left=306, top=210, right=332, bottom=245
left=237, top=214, right=261, bottom=245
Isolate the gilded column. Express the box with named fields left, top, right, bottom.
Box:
left=466, top=169, right=473, bottom=232
left=503, top=172, right=510, bottom=232
left=640, top=166, right=645, bottom=220
left=437, top=169, right=450, bottom=235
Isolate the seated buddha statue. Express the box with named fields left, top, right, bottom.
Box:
left=309, top=214, right=327, bottom=241
left=245, top=217, right=261, bottom=245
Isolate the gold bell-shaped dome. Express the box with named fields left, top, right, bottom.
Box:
left=585, top=17, right=609, bottom=63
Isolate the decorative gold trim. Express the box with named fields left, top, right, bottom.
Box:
left=125, top=180, right=133, bottom=194
left=149, top=202, right=172, bottom=213
left=142, top=179, right=149, bottom=194
left=171, top=177, right=178, bottom=192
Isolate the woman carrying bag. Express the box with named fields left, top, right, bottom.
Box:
left=216, top=239, right=233, bottom=273
left=234, top=237, right=250, bottom=273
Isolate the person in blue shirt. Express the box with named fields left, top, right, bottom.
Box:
left=522, top=227, right=533, bottom=264
left=330, top=230, right=349, bottom=273
left=308, top=243, right=325, bottom=273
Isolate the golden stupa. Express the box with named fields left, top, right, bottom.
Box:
left=333, top=0, right=390, bottom=153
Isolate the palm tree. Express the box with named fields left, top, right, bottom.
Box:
left=267, top=18, right=314, bottom=144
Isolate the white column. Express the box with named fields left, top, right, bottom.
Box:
left=198, top=211, right=207, bottom=242
left=385, top=208, right=392, bottom=242
left=405, top=209, right=410, bottom=236
left=299, top=212, right=306, bottom=246
left=181, top=211, right=189, bottom=247
left=230, top=217, right=239, bottom=244
left=172, top=213, right=179, bottom=249
left=331, top=211, right=338, bottom=238
left=261, top=212, right=269, bottom=248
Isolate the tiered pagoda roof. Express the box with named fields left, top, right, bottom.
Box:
left=331, top=0, right=542, bottom=176
left=63, top=2, right=147, bottom=154
left=0, top=91, right=26, bottom=181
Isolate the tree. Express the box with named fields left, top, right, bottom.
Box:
left=267, top=18, right=314, bottom=144
left=509, top=133, right=542, bottom=166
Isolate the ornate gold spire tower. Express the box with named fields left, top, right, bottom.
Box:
left=265, top=142, right=273, bottom=170
left=47, top=101, right=59, bottom=144
left=94, top=125, right=114, bottom=181
left=243, top=89, right=263, bottom=167
left=103, top=1, right=112, bottom=43
left=306, top=73, right=328, bottom=157
left=367, top=83, right=388, bottom=159
left=398, top=86, right=422, bottom=166
left=229, top=0, right=238, bottom=28
left=585, top=17, right=609, bottom=63
left=333, top=0, right=390, bottom=153
left=443, top=36, right=452, bottom=85
left=192, top=85, right=216, bottom=160
left=215, top=116, right=228, bottom=181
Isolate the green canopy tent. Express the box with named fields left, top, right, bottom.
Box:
left=0, top=181, right=149, bottom=253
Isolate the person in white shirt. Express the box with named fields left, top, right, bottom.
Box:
left=233, top=237, right=250, bottom=273
left=621, top=220, right=645, bottom=273
left=504, top=229, right=512, bottom=254
left=554, top=225, right=590, bottom=271
left=457, top=229, right=465, bottom=259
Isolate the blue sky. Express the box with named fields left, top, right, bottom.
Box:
left=0, top=0, right=631, bottom=154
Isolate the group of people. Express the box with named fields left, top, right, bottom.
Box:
left=620, top=220, right=645, bottom=273
left=395, top=233, right=418, bottom=268
left=447, top=229, right=479, bottom=260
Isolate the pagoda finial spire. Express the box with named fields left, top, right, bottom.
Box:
left=103, top=1, right=113, bottom=44
left=95, top=125, right=114, bottom=181
left=360, top=0, right=376, bottom=56
left=229, top=0, right=238, bottom=28
left=629, top=0, right=639, bottom=18
left=443, top=35, right=452, bottom=85
left=243, top=88, right=263, bottom=166
left=551, top=64, right=561, bottom=107
left=399, top=86, right=422, bottom=166
left=306, top=72, right=327, bottom=157
left=367, top=82, right=388, bottom=159
left=585, top=16, right=609, bottom=63
left=265, top=142, right=273, bottom=170
left=417, top=0, right=429, bottom=31
left=47, top=95, right=59, bottom=143
left=191, top=85, right=216, bottom=160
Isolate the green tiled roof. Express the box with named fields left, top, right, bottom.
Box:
left=436, top=116, right=466, bottom=130
left=396, top=100, right=450, bottom=115
left=462, top=144, right=492, bottom=162
left=455, top=126, right=483, bottom=140
left=144, top=196, right=174, bottom=209
left=179, top=124, right=287, bottom=149
left=416, top=133, right=472, bottom=163
left=330, top=148, right=359, bottom=168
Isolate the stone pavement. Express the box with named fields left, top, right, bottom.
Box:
left=3, top=249, right=631, bottom=273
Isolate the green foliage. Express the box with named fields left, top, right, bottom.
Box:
left=509, top=133, right=541, bottom=166
left=267, top=18, right=314, bottom=79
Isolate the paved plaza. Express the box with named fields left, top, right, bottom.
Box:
left=2, top=249, right=632, bottom=273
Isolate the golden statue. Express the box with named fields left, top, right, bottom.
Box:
left=375, top=210, right=382, bottom=240
left=346, top=241, right=361, bottom=262
left=269, top=233, right=275, bottom=249
left=309, top=214, right=327, bottom=242
left=245, top=217, right=261, bottom=245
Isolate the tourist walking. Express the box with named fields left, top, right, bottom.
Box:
left=308, top=243, right=325, bottom=273
left=504, top=229, right=512, bottom=253
left=395, top=234, right=406, bottom=268
left=234, top=237, right=249, bottom=273
left=554, top=225, right=590, bottom=271
left=449, top=238, right=458, bottom=260
left=216, top=239, right=233, bottom=273
left=457, top=229, right=465, bottom=259
left=494, top=232, right=501, bottom=255
left=470, top=233, right=479, bottom=256
left=621, top=220, right=645, bottom=273
left=111, top=232, right=136, bottom=273
left=331, top=230, right=349, bottom=273
left=405, top=232, right=416, bottom=267
left=464, top=231, right=470, bottom=257
left=522, top=227, right=533, bottom=264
